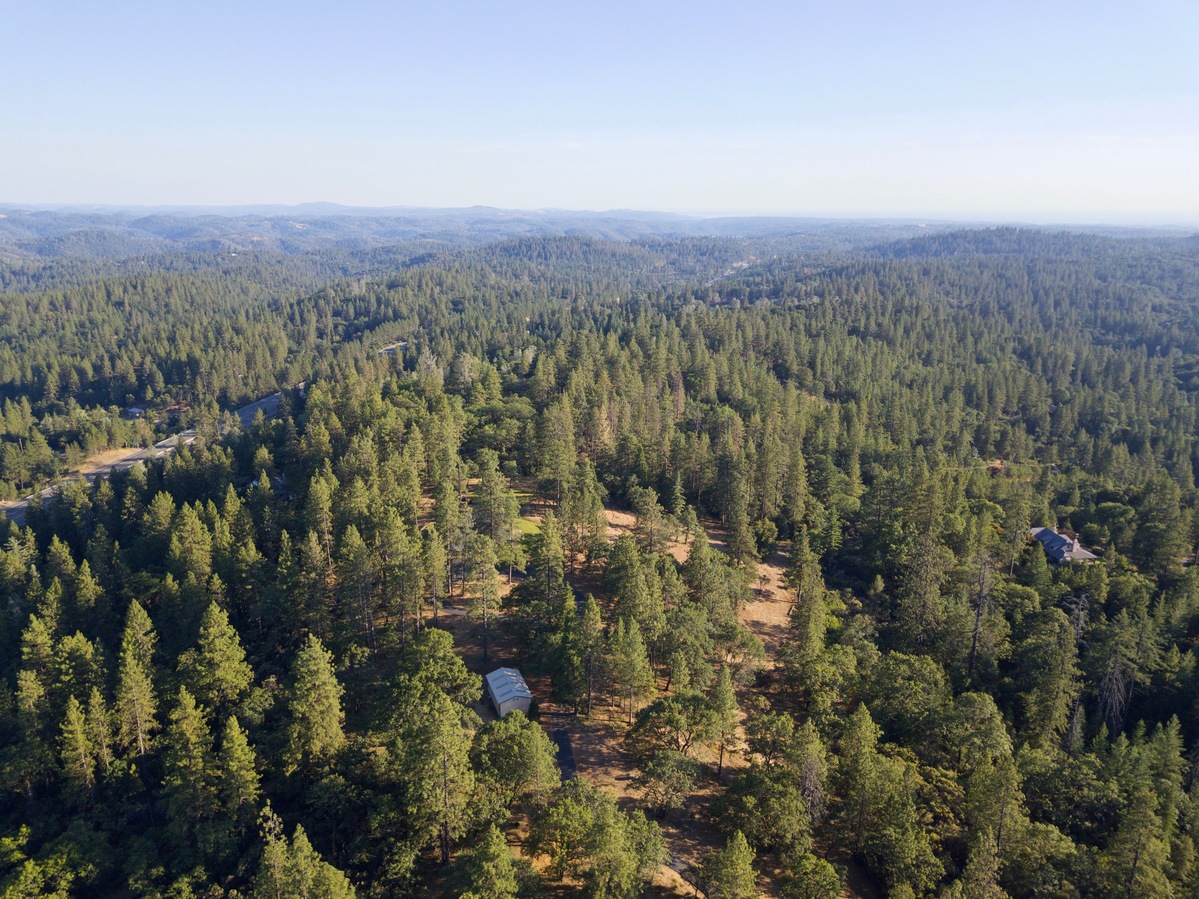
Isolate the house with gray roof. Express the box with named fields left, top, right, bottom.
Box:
left=1030, top=527, right=1098, bottom=563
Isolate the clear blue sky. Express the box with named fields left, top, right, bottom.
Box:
left=5, top=0, right=1197, bottom=223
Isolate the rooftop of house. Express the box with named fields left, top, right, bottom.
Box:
left=1030, top=526, right=1099, bottom=563
left=485, top=667, right=532, bottom=705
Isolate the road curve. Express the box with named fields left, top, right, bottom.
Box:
left=1, top=392, right=284, bottom=527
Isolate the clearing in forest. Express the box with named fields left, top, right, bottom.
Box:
left=441, top=501, right=804, bottom=896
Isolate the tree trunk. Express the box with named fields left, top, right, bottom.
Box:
left=585, top=660, right=593, bottom=716
left=440, top=752, right=452, bottom=864
left=968, top=594, right=984, bottom=677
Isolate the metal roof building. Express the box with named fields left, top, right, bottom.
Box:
left=485, top=667, right=533, bottom=718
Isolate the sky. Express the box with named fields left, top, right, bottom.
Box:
left=4, top=0, right=1198, bottom=224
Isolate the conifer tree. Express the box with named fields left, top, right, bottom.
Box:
left=375, top=510, right=421, bottom=640
left=19, top=614, right=54, bottom=687
left=669, top=473, right=687, bottom=520
left=85, top=687, right=113, bottom=777
left=459, top=825, right=518, bottom=899
left=45, top=536, right=75, bottom=586
left=951, top=831, right=1006, bottom=899
left=181, top=601, right=253, bottom=715
left=168, top=503, right=214, bottom=583
left=49, top=631, right=103, bottom=718
left=285, top=635, right=345, bottom=773
left=1133, top=472, right=1188, bottom=578
left=701, top=830, right=758, bottom=899
left=466, top=532, right=502, bottom=663
left=433, top=479, right=464, bottom=594
left=562, top=460, right=607, bottom=571
left=422, top=524, right=448, bottom=623
left=305, top=473, right=337, bottom=577
left=537, top=399, right=576, bottom=506
left=1021, top=538, right=1053, bottom=600
left=142, top=490, right=177, bottom=562
left=710, top=664, right=739, bottom=776
left=782, top=526, right=830, bottom=702
left=38, top=579, right=64, bottom=642
left=528, top=511, right=568, bottom=607
left=629, top=484, right=668, bottom=557
left=162, top=686, right=218, bottom=843
left=784, top=526, right=825, bottom=623
left=116, top=601, right=159, bottom=756
left=298, top=529, right=335, bottom=639
left=336, top=524, right=378, bottom=650
left=400, top=687, right=476, bottom=864
left=724, top=467, right=759, bottom=567
left=579, top=595, right=605, bottom=715
left=1100, top=781, right=1173, bottom=897
left=59, top=695, right=94, bottom=798
left=71, top=560, right=104, bottom=626
left=896, top=524, right=952, bottom=649
left=472, top=449, right=524, bottom=581
left=1002, top=491, right=1031, bottom=576
left=1016, top=609, right=1081, bottom=745
left=252, top=806, right=356, bottom=899
left=610, top=618, right=655, bottom=724
left=552, top=598, right=586, bottom=712
left=793, top=721, right=828, bottom=826
left=833, top=704, right=883, bottom=852
left=219, top=716, right=261, bottom=833
left=607, top=536, right=666, bottom=652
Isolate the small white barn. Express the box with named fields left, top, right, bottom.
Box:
left=485, top=667, right=533, bottom=718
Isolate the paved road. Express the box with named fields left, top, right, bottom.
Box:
left=549, top=723, right=577, bottom=779
left=2, top=391, right=285, bottom=527
left=234, top=391, right=282, bottom=429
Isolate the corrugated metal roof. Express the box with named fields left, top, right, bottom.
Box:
left=485, top=667, right=532, bottom=705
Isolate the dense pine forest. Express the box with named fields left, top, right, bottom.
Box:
left=2, top=220, right=1199, bottom=898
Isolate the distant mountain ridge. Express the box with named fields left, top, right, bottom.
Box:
left=0, top=205, right=978, bottom=263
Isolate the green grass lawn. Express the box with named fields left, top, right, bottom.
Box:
left=516, top=516, right=541, bottom=536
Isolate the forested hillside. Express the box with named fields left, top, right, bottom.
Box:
left=2, top=225, right=1199, bottom=897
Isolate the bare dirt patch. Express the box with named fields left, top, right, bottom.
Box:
left=537, top=690, right=718, bottom=897
left=738, top=549, right=792, bottom=666
left=74, top=447, right=146, bottom=476
left=694, top=521, right=793, bottom=665
left=605, top=507, right=636, bottom=542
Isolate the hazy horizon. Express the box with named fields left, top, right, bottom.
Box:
left=2, top=201, right=1195, bottom=233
